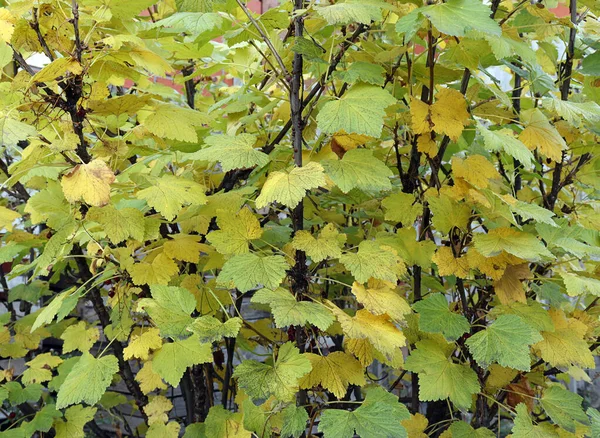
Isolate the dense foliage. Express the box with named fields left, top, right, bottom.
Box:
left=1, top=0, right=600, bottom=436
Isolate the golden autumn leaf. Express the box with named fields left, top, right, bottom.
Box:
left=61, top=159, right=115, bottom=207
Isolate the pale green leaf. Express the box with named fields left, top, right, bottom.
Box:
left=422, top=0, right=501, bottom=37
left=252, top=288, right=334, bottom=330
left=137, top=175, right=207, bottom=221
left=138, top=285, right=196, bottom=338
left=316, top=84, right=396, bottom=137
left=186, top=134, right=269, bottom=172
left=217, top=253, right=288, bottom=292
left=541, top=386, right=589, bottom=433
left=152, top=335, right=213, bottom=386
left=413, top=293, right=470, bottom=341
left=466, top=315, right=542, bottom=371
left=404, top=340, right=480, bottom=409
left=233, top=342, right=312, bottom=401
left=56, top=353, right=119, bottom=409
left=322, top=149, right=393, bottom=194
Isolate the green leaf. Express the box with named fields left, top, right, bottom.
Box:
left=541, top=386, right=589, bottom=433
left=447, top=421, right=495, bottom=438
left=87, top=205, right=145, bottom=244
left=56, top=353, right=119, bottom=409
left=255, top=161, right=325, bottom=209
left=422, top=0, right=501, bottom=37
left=23, top=404, right=61, bottom=436
left=186, top=134, right=269, bottom=172
left=404, top=340, right=480, bottom=409
left=233, top=342, right=312, bottom=401
left=316, top=84, right=396, bottom=137
left=493, top=301, right=554, bottom=333
left=465, top=315, right=542, bottom=371
left=340, top=240, right=405, bottom=283
left=512, top=403, right=557, bottom=438
left=473, top=227, right=554, bottom=262
left=152, top=12, right=223, bottom=34
left=251, top=288, right=334, bottom=331
left=426, top=192, right=472, bottom=235
left=335, top=61, right=386, bottom=86
left=152, top=335, right=213, bottom=386
left=581, top=51, right=600, bottom=76
left=477, top=123, right=534, bottom=167
left=315, top=0, right=383, bottom=25
left=187, top=316, right=243, bottom=343
left=543, top=97, right=600, bottom=127
left=318, top=386, right=409, bottom=438
left=54, top=405, right=97, bottom=438
left=176, top=0, right=218, bottom=12
left=4, top=382, right=43, bottom=404
left=322, top=149, right=393, bottom=194
left=137, top=175, right=207, bottom=221
left=560, top=272, right=600, bottom=297
left=138, top=285, right=196, bottom=338
left=588, top=408, right=600, bottom=438
left=413, top=293, right=470, bottom=341
left=216, top=253, right=289, bottom=292
left=280, top=405, right=309, bottom=438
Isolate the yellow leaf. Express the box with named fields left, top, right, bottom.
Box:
left=432, top=246, right=470, bottom=278
left=344, top=338, right=374, bottom=367
left=466, top=248, right=522, bottom=281
left=207, top=208, right=263, bottom=255
left=0, top=9, right=15, bottom=42
left=519, top=108, right=567, bottom=162
left=164, top=234, right=202, bottom=263
left=410, top=98, right=432, bottom=135
left=61, top=160, right=115, bottom=207
left=31, top=57, right=83, bottom=84
left=351, top=280, right=411, bottom=322
left=299, top=352, right=366, bottom=398
left=533, top=310, right=595, bottom=369
left=401, top=413, right=428, bottom=438
left=0, top=206, right=20, bottom=231
left=494, top=264, right=529, bottom=304
left=417, top=135, right=437, bottom=157
left=144, top=395, right=173, bottom=425
left=452, top=155, right=500, bottom=188
left=430, top=88, right=470, bottom=140
left=411, top=88, right=470, bottom=141
left=329, top=305, right=406, bottom=360
left=484, top=364, right=518, bottom=393
left=136, top=361, right=167, bottom=394
left=129, top=252, right=179, bottom=286
left=331, top=132, right=372, bottom=152
left=124, top=328, right=163, bottom=361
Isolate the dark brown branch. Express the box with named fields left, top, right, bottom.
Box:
left=215, top=24, right=368, bottom=193
left=30, top=8, right=55, bottom=61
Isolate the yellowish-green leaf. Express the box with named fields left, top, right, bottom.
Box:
left=255, top=161, right=325, bottom=209
left=152, top=334, right=213, bottom=386
left=291, top=224, right=346, bottom=262
left=233, top=342, right=312, bottom=401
